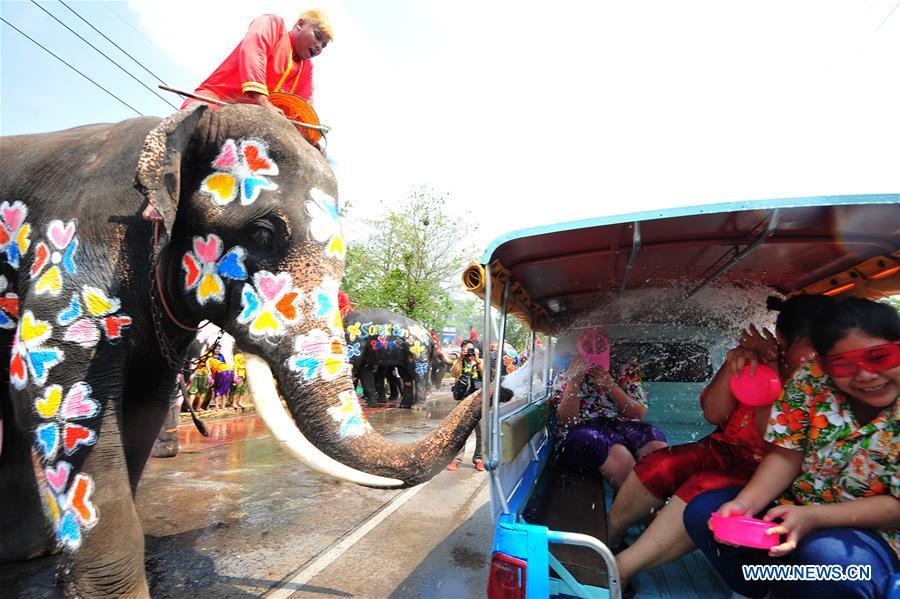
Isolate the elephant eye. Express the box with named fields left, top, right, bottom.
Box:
left=248, top=219, right=278, bottom=250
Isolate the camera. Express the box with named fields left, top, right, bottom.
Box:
left=467, top=348, right=476, bottom=357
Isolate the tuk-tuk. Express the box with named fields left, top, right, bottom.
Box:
left=465, top=194, right=900, bottom=599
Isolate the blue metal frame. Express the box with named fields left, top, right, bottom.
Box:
left=481, top=193, right=900, bottom=263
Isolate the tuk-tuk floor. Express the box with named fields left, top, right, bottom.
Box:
left=609, top=485, right=731, bottom=599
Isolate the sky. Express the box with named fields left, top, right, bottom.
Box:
left=2, top=0, right=899, bottom=251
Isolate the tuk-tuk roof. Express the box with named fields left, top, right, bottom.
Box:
left=478, top=194, right=899, bottom=329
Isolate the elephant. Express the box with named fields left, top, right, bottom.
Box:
left=374, top=365, right=402, bottom=403
left=430, top=346, right=452, bottom=389
left=0, top=104, right=489, bottom=597
left=343, top=308, right=434, bottom=408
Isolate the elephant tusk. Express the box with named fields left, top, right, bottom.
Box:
left=244, top=354, right=404, bottom=488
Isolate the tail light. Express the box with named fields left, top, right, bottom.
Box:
left=487, top=552, right=527, bottom=599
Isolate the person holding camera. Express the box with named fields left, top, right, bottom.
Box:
left=447, top=339, right=485, bottom=471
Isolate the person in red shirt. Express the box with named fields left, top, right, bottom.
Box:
left=181, top=10, right=333, bottom=116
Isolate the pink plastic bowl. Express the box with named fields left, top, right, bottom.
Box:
left=710, top=512, right=779, bottom=549
left=730, top=363, right=782, bottom=406
left=577, top=329, right=610, bottom=369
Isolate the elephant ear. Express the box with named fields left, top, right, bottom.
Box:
left=134, top=104, right=208, bottom=238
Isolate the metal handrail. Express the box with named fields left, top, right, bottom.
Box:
left=547, top=530, right=622, bottom=599
left=618, top=221, right=641, bottom=295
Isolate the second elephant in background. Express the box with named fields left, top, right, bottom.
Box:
left=344, top=309, right=435, bottom=408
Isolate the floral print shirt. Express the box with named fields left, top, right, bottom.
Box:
left=765, top=360, right=899, bottom=557
left=550, top=362, right=647, bottom=438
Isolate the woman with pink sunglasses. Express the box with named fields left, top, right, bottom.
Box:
left=683, top=297, right=899, bottom=599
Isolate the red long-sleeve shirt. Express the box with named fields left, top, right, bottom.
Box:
left=183, top=14, right=313, bottom=108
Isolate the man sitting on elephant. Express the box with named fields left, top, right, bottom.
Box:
left=182, top=10, right=333, bottom=113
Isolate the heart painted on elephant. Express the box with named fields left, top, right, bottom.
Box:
left=44, top=461, right=71, bottom=493
left=239, top=286, right=261, bottom=322
left=1, top=202, right=26, bottom=232
left=193, top=234, right=222, bottom=264
left=62, top=238, right=78, bottom=274
left=256, top=272, right=289, bottom=303
left=16, top=223, right=31, bottom=253
left=83, top=286, right=120, bottom=317
left=66, top=473, right=98, bottom=527
left=275, top=291, right=300, bottom=322
left=0, top=294, right=19, bottom=320
left=20, top=311, right=51, bottom=345
left=250, top=310, right=280, bottom=336
left=102, top=315, right=132, bottom=340
left=9, top=350, right=26, bottom=385
left=0, top=309, right=12, bottom=329
left=57, top=293, right=82, bottom=326
left=212, top=139, right=239, bottom=170
left=182, top=253, right=201, bottom=288
left=326, top=234, right=346, bottom=260
left=36, top=266, right=62, bottom=296
left=0, top=226, right=9, bottom=246
left=241, top=176, right=277, bottom=205
left=242, top=142, right=278, bottom=175
left=57, top=511, right=82, bottom=550
left=36, top=385, right=63, bottom=418
left=61, top=383, right=98, bottom=420
left=201, top=173, right=237, bottom=206
left=41, top=487, right=61, bottom=526
left=63, top=424, right=96, bottom=455
left=35, top=422, right=59, bottom=460
left=47, top=220, right=76, bottom=251
left=198, top=273, right=223, bottom=301
left=64, top=319, right=100, bottom=347
left=327, top=390, right=371, bottom=438
left=321, top=356, right=346, bottom=382
left=30, top=241, right=49, bottom=278
left=216, top=247, right=248, bottom=280
left=29, top=349, right=65, bottom=386
left=290, top=356, right=319, bottom=380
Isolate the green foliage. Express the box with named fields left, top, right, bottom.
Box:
left=342, top=187, right=476, bottom=330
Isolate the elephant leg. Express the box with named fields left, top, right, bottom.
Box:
left=149, top=382, right=181, bottom=459
left=397, top=368, right=415, bottom=408
left=358, top=365, right=379, bottom=408
left=373, top=367, right=387, bottom=404
left=123, top=367, right=181, bottom=487
left=387, top=369, right=401, bottom=402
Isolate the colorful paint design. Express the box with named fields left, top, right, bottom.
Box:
left=0, top=274, right=20, bottom=329
left=33, top=382, right=99, bottom=461
left=345, top=321, right=430, bottom=359
left=200, top=139, right=279, bottom=206
left=0, top=200, right=31, bottom=269
left=305, top=188, right=345, bottom=260
left=237, top=270, right=302, bottom=339
left=313, top=277, right=344, bottom=334
left=414, top=361, right=430, bottom=377
left=182, top=234, right=248, bottom=305
left=57, top=286, right=132, bottom=348
left=32, top=381, right=101, bottom=550
left=30, top=219, right=79, bottom=296
left=287, top=328, right=348, bottom=382
left=10, top=311, right=64, bottom=390
left=327, top=390, right=373, bottom=438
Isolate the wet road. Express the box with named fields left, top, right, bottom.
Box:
left=1, top=389, right=493, bottom=598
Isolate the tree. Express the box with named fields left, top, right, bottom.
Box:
left=342, top=187, right=476, bottom=330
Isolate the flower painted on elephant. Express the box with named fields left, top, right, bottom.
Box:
left=0, top=200, right=31, bottom=269
left=200, top=139, right=279, bottom=206
left=305, top=188, right=345, bottom=260
left=313, top=277, right=344, bottom=334
left=409, top=340, right=425, bottom=359
left=10, top=311, right=64, bottom=390
left=182, top=234, right=248, bottom=305
left=327, top=390, right=372, bottom=438
left=30, top=219, right=79, bottom=296
left=0, top=275, right=19, bottom=329
left=57, top=287, right=132, bottom=347
left=346, top=322, right=362, bottom=342
left=415, top=361, right=429, bottom=377
left=346, top=342, right=361, bottom=358
left=238, top=270, right=302, bottom=338
left=40, top=471, right=99, bottom=552
left=33, top=382, right=99, bottom=461
left=288, top=328, right=348, bottom=381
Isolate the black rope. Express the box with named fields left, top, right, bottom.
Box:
left=57, top=0, right=170, bottom=86
left=28, top=0, right=179, bottom=110
left=0, top=17, right=143, bottom=116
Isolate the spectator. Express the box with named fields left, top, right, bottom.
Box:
left=207, top=346, right=234, bottom=411
left=231, top=352, right=248, bottom=411
left=447, top=339, right=485, bottom=471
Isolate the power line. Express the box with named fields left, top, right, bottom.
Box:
left=57, top=0, right=170, bottom=86
left=100, top=0, right=155, bottom=47
left=27, top=0, right=178, bottom=110
left=1, top=17, right=143, bottom=116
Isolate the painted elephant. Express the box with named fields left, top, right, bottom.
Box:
left=343, top=308, right=433, bottom=408
left=430, top=346, right=452, bottom=389
left=0, top=104, right=488, bottom=597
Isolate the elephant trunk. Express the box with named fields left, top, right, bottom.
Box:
left=246, top=354, right=484, bottom=488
